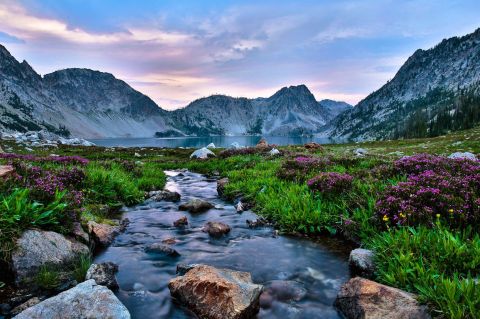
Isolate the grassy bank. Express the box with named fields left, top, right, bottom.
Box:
left=1, top=125, right=479, bottom=317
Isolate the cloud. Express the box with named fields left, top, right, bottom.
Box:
left=0, top=0, right=479, bottom=110
left=0, top=31, right=24, bottom=44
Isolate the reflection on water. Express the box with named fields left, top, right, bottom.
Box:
left=94, top=171, right=350, bottom=319
left=89, top=136, right=342, bottom=148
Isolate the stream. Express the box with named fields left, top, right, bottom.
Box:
left=94, top=170, right=351, bottom=319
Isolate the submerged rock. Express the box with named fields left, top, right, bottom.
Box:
left=179, top=199, right=214, bottom=213
left=190, top=147, right=215, bottom=159
left=335, top=277, right=430, bottom=319
left=85, top=262, right=119, bottom=290
left=149, top=190, right=181, bottom=202
left=145, top=243, right=180, bottom=257
left=12, top=230, right=89, bottom=286
left=173, top=216, right=188, bottom=228
left=202, top=221, right=231, bottom=237
left=349, top=248, right=375, bottom=278
left=168, top=265, right=263, bottom=319
left=217, top=178, right=229, bottom=197
left=260, top=280, right=307, bottom=308
left=13, top=280, right=130, bottom=319
left=246, top=217, right=270, bottom=228
left=448, top=152, right=477, bottom=160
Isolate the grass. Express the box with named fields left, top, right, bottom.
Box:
left=72, top=254, right=92, bottom=283
left=0, top=125, right=479, bottom=316
left=35, top=266, right=60, bottom=290
left=0, top=189, right=69, bottom=261
left=367, top=226, right=480, bottom=319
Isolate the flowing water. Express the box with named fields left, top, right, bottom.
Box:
left=94, top=170, right=351, bottom=319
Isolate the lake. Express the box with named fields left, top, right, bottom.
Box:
left=89, top=136, right=342, bottom=148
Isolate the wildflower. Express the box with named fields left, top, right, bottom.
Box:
left=399, top=212, right=406, bottom=218
left=436, top=214, right=441, bottom=218
left=448, top=209, right=454, bottom=213
left=383, top=215, right=389, bottom=222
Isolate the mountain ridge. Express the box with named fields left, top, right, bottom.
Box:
left=0, top=44, right=352, bottom=138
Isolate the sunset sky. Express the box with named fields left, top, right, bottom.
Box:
left=0, top=0, right=479, bottom=110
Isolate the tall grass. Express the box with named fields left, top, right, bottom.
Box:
left=367, top=226, right=480, bottom=318
left=85, top=163, right=144, bottom=206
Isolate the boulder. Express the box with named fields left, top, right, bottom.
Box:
left=190, top=147, right=215, bottom=159
left=85, top=262, right=119, bottom=290
left=202, top=221, right=231, bottom=237
left=217, top=178, right=229, bottom=197
left=179, top=199, right=214, bottom=213
left=335, top=277, right=430, bottom=319
left=246, top=217, right=270, bottom=228
left=145, top=243, right=180, bottom=257
left=0, top=165, right=14, bottom=178
left=71, top=222, right=89, bottom=244
left=168, top=265, right=263, bottom=319
left=12, top=230, right=89, bottom=285
left=448, top=152, right=477, bottom=160
left=13, top=280, right=130, bottom=319
left=353, top=148, right=368, bottom=157
left=235, top=201, right=244, bottom=213
left=269, top=148, right=280, bottom=156
left=206, top=143, right=216, bottom=149
left=149, top=190, right=181, bottom=202
left=173, top=216, right=188, bottom=228
left=176, top=263, right=202, bottom=276
left=349, top=249, right=375, bottom=278
left=230, top=142, right=242, bottom=149
left=87, top=219, right=128, bottom=247
left=256, top=138, right=269, bottom=148
left=10, top=297, right=42, bottom=316
left=304, top=142, right=323, bottom=150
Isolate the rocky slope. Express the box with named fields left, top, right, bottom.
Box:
left=0, top=45, right=169, bottom=138
left=168, top=85, right=352, bottom=136
left=0, top=43, right=351, bottom=138
left=329, top=28, right=480, bottom=140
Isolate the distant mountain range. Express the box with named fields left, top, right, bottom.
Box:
left=0, top=45, right=350, bottom=138
left=1, top=27, right=479, bottom=140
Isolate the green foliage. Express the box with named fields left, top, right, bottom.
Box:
left=135, top=162, right=167, bottom=191
left=85, top=163, right=144, bottom=206
left=72, top=254, right=92, bottom=283
left=367, top=226, right=480, bottom=318
left=0, top=189, right=69, bottom=261
left=35, top=266, right=60, bottom=290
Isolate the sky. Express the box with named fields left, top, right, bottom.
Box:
left=0, top=0, right=479, bottom=110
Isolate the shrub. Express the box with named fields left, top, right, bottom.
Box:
left=307, top=172, right=354, bottom=196
left=376, top=169, right=480, bottom=229
left=368, top=226, right=480, bottom=319
left=0, top=153, right=89, bottom=165
left=276, top=156, right=331, bottom=182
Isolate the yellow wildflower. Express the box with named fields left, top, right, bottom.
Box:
left=399, top=212, right=406, bottom=218
left=436, top=214, right=441, bottom=218
left=383, top=215, right=389, bottom=222
left=448, top=209, right=454, bottom=213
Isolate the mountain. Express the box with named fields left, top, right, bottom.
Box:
left=0, top=44, right=351, bottom=139
left=329, top=28, right=480, bottom=140
left=0, top=45, right=169, bottom=138
left=167, top=85, right=352, bottom=136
